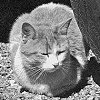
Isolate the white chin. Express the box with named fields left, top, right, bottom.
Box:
left=42, top=63, right=55, bottom=72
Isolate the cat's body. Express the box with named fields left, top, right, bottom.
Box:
left=9, top=2, right=87, bottom=96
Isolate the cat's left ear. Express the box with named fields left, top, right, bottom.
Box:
left=57, top=18, right=72, bottom=35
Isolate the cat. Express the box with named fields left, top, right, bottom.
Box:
left=9, top=2, right=87, bottom=97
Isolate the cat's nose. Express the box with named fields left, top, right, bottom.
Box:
left=53, top=64, right=58, bottom=68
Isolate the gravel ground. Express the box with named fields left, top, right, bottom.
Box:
left=0, top=43, right=100, bottom=100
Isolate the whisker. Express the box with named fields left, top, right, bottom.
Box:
left=32, top=70, right=42, bottom=77
left=25, top=65, right=39, bottom=70
left=61, top=68, right=68, bottom=74
left=41, top=70, right=47, bottom=79
left=62, top=63, right=71, bottom=68
left=27, top=68, right=42, bottom=77
left=34, top=70, right=45, bottom=83
left=60, top=62, right=70, bottom=67
left=32, top=69, right=42, bottom=74
left=28, top=61, right=42, bottom=70
left=61, top=66, right=69, bottom=74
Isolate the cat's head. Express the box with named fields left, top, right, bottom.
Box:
left=20, top=18, right=72, bottom=55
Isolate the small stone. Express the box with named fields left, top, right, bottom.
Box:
left=87, top=96, right=94, bottom=100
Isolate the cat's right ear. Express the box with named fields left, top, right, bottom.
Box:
left=58, top=18, right=72, bottom=35
left=54, top=18, right=72, bottom=36
left=22, top=23, right=36, bottom=43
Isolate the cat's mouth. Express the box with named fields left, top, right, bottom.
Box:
left=42, top=63, right=60, bottom=72
left=41, top=57, right=62, bottom=72
left=42, top=62, right=57, bottom=72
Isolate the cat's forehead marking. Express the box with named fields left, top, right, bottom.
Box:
left=37, top=27, right=54, bottom=38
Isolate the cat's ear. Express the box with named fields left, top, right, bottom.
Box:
left=22, top=23, right=36, bottom=42
left=57, top=18, right=72, bottom=35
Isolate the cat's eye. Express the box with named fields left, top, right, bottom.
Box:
left=57, top=50, right=65, bottom=55
left=41, top=53, right=48, bottom=55
left=41, top=53, right=49, bottom=57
